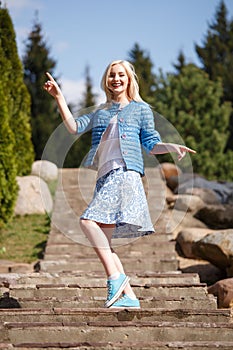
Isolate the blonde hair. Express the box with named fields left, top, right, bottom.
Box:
left=101, top=60, right=144, bottom=102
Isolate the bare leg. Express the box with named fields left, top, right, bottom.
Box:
left=100, top=224, right=137, bottom=299
left=79, top=218, right=119, bottom=277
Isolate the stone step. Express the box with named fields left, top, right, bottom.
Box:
left=44, top=240, right=176, bottom=254
left=0, top=272, right=200, bottom=286
left=3, top=341, right=233, bottom=350
left=11, top=294, right=218, bottom=310
left=0, top=308, right=231, bottom=324
left=39, top=258, right=178, bottom=273
left=3, top=320, right=233, bottom=344
left=44, top=241, right=177, bottom=254
left=3, top=283, right=210, bottom=300
left=43, top=251, right=177, bottom=262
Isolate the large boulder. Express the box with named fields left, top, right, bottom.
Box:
left=14, top=176, right=53, bottom=215
left=177, top=228, right=213, bottom=259
left=183, top=187, right=220, bottom=205
left=195, top=204, right=233, bottom=229
left=208, top=278, right=233, bottom=308
left=165, top=209, right=207, bottom=239
left=192, top=229, right=233, bottom=275
left=167, top=173, right=199, bottom=192
left=31, top=160, right=58, bottom=183
left=176, top=177, right=233, bottom=205
left=173, top=194, right=205, bottom=214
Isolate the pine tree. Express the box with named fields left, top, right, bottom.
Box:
left=23, top=13, right=60, bottom=160
left=0, top=5, right=34, bottom=176
left=64, top=65, right=97, bottom=168
left=195, top=0, right=233, bottom=149
left=173, top=50, right=187, bottom=73
left=154, top=64, right=233, bottom=180
left=128, top=43, right=157, bottom=103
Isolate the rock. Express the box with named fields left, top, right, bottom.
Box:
left=0, top=292, right=21, bottom=308
left=31, top=160, right=58, bottom=183
left=176, top=177, right=233, bottom=205
left=159, top=163, right=182, bottom=189
left=195, top=204, right=233, bottom=229
left=178, top=256, right=226, bottom=286
left=14, top=176, right=53, bottom=215
left=208, top=278, right=233, bottom=308
left=165, top=209, right=207, bottom=239
left=174, top=194, right=205, bottom=214
left=184, top=187, right=220, bottom=205
left=167, top=173, right=198, bottom=192
left=176, top=228, right=213, bottom=259
left=192, top=229, right=233, bottom=274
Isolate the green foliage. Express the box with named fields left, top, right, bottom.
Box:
left=154, top=64, right=233, bottom=180
left=195, top=0, right=233, bottom=150
left=0, top=6, right=34, bottom=176
left=0, top=76, right=18, bottom=228
left=23, top=15, right=60, bottom=160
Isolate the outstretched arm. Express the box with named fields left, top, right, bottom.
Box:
left=150, top=142, right=196, bottom=161
left=43, top=72, right=77, bottom=134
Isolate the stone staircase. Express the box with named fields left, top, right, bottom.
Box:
left=0, top=168, right=233, bottom=349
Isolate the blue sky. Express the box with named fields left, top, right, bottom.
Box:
left=4, top=0, right=233, bottom=105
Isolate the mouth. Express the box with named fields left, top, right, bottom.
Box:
left=111, top=83, right=122, bottom=88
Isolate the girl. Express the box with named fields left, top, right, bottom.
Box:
left=44, top=60, right=195, bottom=309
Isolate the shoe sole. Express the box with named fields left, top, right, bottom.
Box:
left=104, top=276, right=130, bottom=308
left=109, top=305, right=141, bottom=309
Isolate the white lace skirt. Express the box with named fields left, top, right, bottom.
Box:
left=80, top=167, right=155, bottom=239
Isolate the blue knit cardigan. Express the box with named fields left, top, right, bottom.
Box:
left=75, top=100, right=161, bottom=175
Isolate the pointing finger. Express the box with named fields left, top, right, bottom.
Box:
left=45, top=72, right=56, bottom=82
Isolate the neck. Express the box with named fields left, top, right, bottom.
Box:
left=111, top=91, right=130, bottom=104
left=112, top=97, right=130, bottom=105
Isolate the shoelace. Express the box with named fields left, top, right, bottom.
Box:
left=107, top=280, right=113, bottom=299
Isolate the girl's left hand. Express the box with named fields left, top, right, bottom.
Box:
left=173, top=144, right=196, bottom=161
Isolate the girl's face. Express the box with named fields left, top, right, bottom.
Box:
left=107, top=64, right=129, bottom=99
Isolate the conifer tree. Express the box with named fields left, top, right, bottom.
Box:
left=195, top=0, right=233, bottom=149
left=154, top=64, right=233, bottom=180
left=128, top=43, right=157, bottom=103
left=0, top=5, right=34, bottom=176
left=173, top=51, right=187, bottom=73
left=0, top=48, right=18, bottom=227
left=23, top=14, right=60, bottom=160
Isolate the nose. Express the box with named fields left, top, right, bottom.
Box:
left=113, top=74, right=119, bottom=81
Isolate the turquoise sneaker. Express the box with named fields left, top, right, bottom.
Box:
left=104, top=274, right=130, bottom=308
left=110, top=294, right=140, bottom=309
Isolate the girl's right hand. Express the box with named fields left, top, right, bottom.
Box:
left=43, top=72, right=62, bottom=99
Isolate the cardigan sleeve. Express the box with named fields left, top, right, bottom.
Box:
left=74, top=112, right=95, bottom=135
left=140, top=104, right=161, bottom=154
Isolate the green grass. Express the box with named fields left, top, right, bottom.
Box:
left=0, top=214, right=50, bottom=263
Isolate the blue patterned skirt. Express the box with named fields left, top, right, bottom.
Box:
left=80, top=167, right=155, bottom=239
